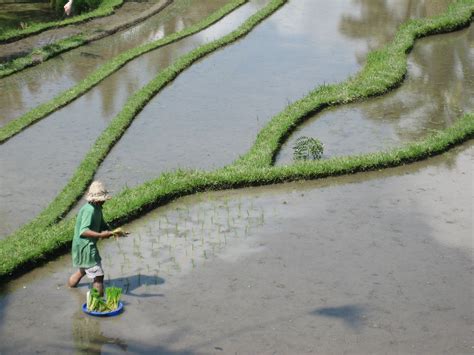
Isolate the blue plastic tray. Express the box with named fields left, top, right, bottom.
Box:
left=82, top=301, right=124, bottom=317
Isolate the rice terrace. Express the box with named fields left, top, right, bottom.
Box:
left=0, top=0, right=473, bottom=353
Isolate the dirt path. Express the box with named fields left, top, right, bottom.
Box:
left=0, top=0, right=172, bottom=61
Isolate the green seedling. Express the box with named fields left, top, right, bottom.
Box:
left=88, top=286, right=122, bottom=312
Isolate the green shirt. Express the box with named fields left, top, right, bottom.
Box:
left=72, top=203, right=108, bottom=268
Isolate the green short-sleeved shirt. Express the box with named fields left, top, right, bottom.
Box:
left=72, top=203, right=108, bottom=268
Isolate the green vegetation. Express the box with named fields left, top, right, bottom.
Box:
left=51, top=0, right=68, bottom=15
left=0, top=0, right=249, bottom=141
left=72, top=0, right=103, bottom=15
left=0, top=3, right=58, bottom=35
left=233, top=0, right=474, bottom=169
left=105, top=286, right=122, bottom=310
left=0, top=0, right=473, bottom=281
left=0, top=0, right=288, bottom=280
left=0, top=0, right=174, bottom=79
left=0, top=0, right=124, bottom=43
left=87, top=286, right=122, bottom=311
left=0, top=35, right=86, bottom=79
left=293, top=137, right=324, bottom=161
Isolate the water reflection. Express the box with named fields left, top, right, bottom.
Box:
left=276, top=26, right=473, bottom=163
left=339, top=0, right=455, bottom=62
left=0, top=0, right=231, bottom=124
left=0, top=145, right=471, bottom=352
left=363, top=27, right=473, bottom=139
left=0, top=0, right=469, bottom=238
left=0, top=0, right=265, bottom=238
left=101, top=193, right=268, bottom=282
left=70, top=290, right=128, bottom=354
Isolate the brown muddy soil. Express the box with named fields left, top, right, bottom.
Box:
left=0, top=0, right=171, bottom=61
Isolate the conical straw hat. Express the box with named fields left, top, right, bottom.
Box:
left=86, top=181, right=111, bottom=202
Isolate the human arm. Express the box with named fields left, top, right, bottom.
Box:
left=81, top=229, right=113, bottom=239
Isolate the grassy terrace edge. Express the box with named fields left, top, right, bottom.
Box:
left=0, top=0, right=124, bottom=43
left=0, top=0, right=473, bottom=281
left=0, top=34, right=86, bottom=79
left=0, top=0, right=248, bottom=143
left=0, top=0, right=289, bottom=279
left=0, top=0, right=173, bottom=79
left=1, top=113, right=472, bottom=282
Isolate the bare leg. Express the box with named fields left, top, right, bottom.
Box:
left=68, top=269, right=85, bottom=287
left=93, top=275, right=105, bottom=296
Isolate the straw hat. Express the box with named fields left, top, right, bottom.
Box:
left=86, top=181, right=111, bottom=202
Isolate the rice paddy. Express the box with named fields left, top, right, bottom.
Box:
left=0, top=0, right=472, bottom=281
left=0, top=0, right=472, bottom=352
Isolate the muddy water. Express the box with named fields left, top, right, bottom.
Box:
left=276, top=25, right=474, bottom=164
left=0, top=0, right=232, bottom=124
left=93, top=0, right=457, bottom=198
left=0, top=144, right=471, bottom=353
left=0, top=0, right=270, bottom=237
left=0, top=0, right=458, bottom=237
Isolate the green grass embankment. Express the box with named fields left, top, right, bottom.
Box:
left=0, top=0, right=472, bottom=281
left=0, top=34, right=86, bottom=78
left=1, top=112, right=472, bottom=281
left=0, top=0, right=288, bottom=279
left=0, top=0, right=171, bottom=79
left=0, top=0, right=248, bottom=143
left=0, top=0, right=123, bottom=43
left=233, top=0, right=474, bottom=169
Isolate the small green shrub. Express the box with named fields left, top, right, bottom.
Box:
left=51, top=0, right=68, bottom=15
left=293, top=136, right=324, bottom=161
left=74, top=0, right=102, bottom=14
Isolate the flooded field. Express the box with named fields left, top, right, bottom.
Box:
left=276, top=25, right=474, bottom=164
left=94, top=0, right=456, bottom=193
left=0, top=0, right=269, bottom=236
left=0, top=0, right=231, bottom=124
left=0, top=0, right=462, bottom=237
left=0, top=143, right=471, bottom=353
left=0, top=0, right=472, bottom=352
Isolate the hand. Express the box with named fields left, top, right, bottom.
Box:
left=100, top=231, right=113, bottom=238
left=112, top=227, right=129, bottom=237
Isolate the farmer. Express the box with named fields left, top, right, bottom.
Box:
left=64, top=0, right=73, bottom=16
left=68, top=181, right=113, bottom=296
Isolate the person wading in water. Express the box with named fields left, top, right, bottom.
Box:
left=68, top=181, right=113, bottom=296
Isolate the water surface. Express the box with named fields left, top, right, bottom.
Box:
left=0, top=143, right=471, bottom=353
left=0, top=0, right=232, bottom=124
left=0, top=0, right=267, bottom=237
left=276, top=25, right=473, bottom=164
left=95, top=0, right=451, bottom=195
left=0, top=0, right=460, bottom=236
